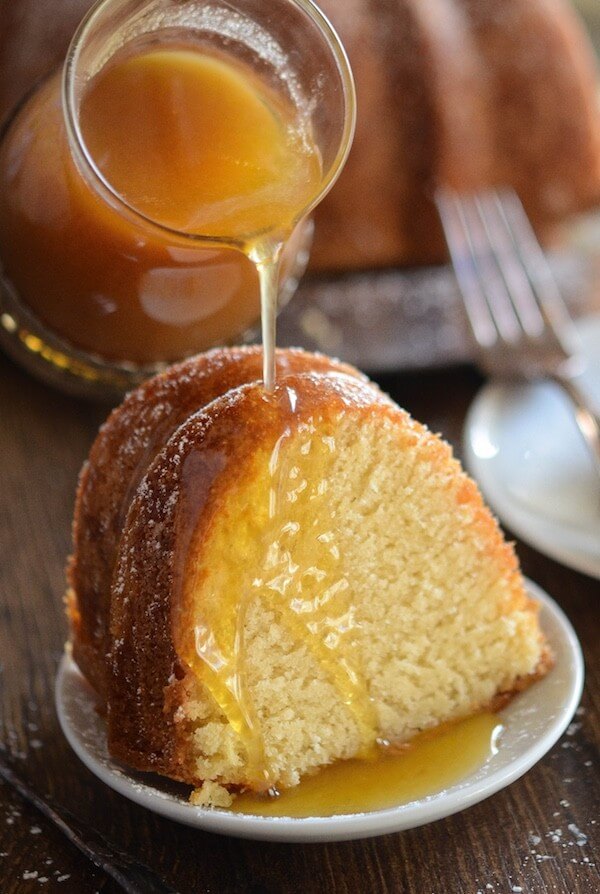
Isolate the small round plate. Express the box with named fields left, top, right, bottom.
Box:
left=56, top=581, right=583, bottom=842
left=463, top=315, right=600, bottom=579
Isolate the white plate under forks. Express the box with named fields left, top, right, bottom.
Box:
left=464, top=314, right=600, bottom=578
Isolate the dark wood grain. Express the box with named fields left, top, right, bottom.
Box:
left=1, top=2, right=599, bottom=892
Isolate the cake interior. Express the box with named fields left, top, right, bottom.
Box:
left=173, top=402, right=543, bottom=806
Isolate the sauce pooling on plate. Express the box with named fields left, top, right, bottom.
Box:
left=232, top=713, right=502, bottom=817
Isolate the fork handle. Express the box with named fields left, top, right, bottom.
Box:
left=549, top=367, right=600, bottom=486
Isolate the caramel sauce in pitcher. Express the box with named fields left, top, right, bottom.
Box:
left=78, top=45, right=321, bottom=386
left=0, top=44, right=321, bottom=365
left=79, top=48, right=321, bottom=242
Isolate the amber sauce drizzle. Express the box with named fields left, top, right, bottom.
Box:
left=182, top=386, right=379, bottom=790
left=254, top=390, right=379, bottom=755
left=232, top=714, right=503, bottom=817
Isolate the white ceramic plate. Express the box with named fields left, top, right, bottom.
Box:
left=56, top=581, right=583, bottom=843
left=464, top=315, right=600, bottom=579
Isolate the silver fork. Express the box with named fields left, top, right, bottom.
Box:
left=435, top=187, right=600, bottom=485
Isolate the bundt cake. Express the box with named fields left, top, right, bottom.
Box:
left=67, top=347, right=551, bottom=804
left=311, top=0, right=600, bottom=271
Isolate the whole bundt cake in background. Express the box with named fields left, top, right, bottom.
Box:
left=2, top=0, right=599, bottom=278
left=67, top=348, right=551, bottom=804
left=311, top=0, right=600, bottom=271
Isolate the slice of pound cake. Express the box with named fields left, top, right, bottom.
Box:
left=67, top=347, right=551, bottom=804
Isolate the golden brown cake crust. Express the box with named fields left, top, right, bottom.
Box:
left=67, top=348, right=361, bottom=700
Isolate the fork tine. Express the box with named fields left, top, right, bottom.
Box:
left=437, top=186, right=600, bottom=487
left=436, top=188, right=521, bottom=346
left=461, top=194, right=524, bottom=345
left=435, top=189, right=503, bottom=350
left=475, top=191, right=545, bottom=340
left=494, top=190, right=581, bottom=351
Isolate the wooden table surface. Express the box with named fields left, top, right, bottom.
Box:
left=1, top=2, right=599, bottom=892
